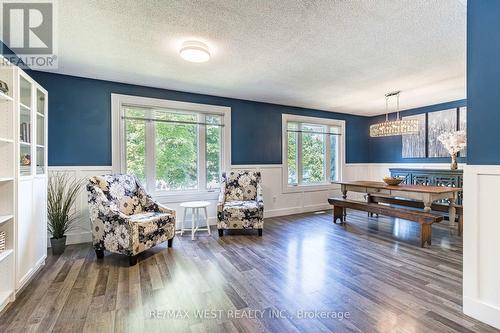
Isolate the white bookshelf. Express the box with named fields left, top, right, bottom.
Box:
left=0, top=56, right=15, bottom=310
left=0, top=55, right=48, bottom=312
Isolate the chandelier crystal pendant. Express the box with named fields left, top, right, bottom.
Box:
left=369, top=91, right=419, bottom=137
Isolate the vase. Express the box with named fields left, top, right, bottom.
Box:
left=50, top=236, right=67, bottom=255
left=450, top=153, right=458, bottom=170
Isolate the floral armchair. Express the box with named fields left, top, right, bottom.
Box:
left=217, top=170, right=264, bottom=236
left=87, top=174, right=176, bottom=266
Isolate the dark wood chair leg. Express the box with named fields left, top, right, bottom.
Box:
left=168, top=238, right=173, bottom=248
left=129, top=255, right=138, bottom=266
left=420, top=224, right=432, bottom=248
left=258, top=229, right=263, bottom=236
left=218, top=229, right=224, bottom=237
left=95, top=249, right=104, bottom=259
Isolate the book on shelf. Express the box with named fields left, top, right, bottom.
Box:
left=20, top=122, right=31, bottom=143
left=0, top=230, right=5, bottom=251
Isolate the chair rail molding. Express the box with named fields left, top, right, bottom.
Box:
left=463, top=164, right=500, bottom=329
left=47, top=164, right=345, bottom=244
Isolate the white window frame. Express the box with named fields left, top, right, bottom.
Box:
left=111, top=94, right=231, bottom=202
left=282, top=114, right=345, bottom=193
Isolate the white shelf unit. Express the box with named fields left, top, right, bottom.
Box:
left=0, top=55, right=48, bottom=312
left=0, top=57, right=15, bottom=311
left=0, top=248, right=13, bottom=263
left=19, top=103, right=30, bottom=111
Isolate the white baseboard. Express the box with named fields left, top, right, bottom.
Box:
left=0, top=291, right=14, bottom=314
left=264, top=203, right=332, bottom=218
left=464, top=297, right=500, bottom=329
left=16, top=255, right=46, bottom=292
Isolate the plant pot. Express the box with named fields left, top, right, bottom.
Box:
left=450, top=153, right=458, bottom=170
left=50, top=236, right=67, bottom=255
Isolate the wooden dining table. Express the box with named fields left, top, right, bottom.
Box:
left=335, top=180, right=462, bottom=222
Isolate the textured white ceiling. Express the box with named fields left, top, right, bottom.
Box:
left=45, top=0, right=466, bottom=116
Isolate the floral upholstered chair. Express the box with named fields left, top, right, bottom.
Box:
left=217, top=170, right=264, bottom=236
left=87, top=174, right=176, bottom=266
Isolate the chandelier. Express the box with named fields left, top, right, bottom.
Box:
left=369, top=91, right=419, bottom=137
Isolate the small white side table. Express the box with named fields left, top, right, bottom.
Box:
left=179, top=201, right=211, bottom=240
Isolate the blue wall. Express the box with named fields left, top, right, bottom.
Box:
left=467, top=0, right=500, bottom=165
left=4, top=40, right=469, bottom=167
left=26, top=70, right=468, bottom=166
left=29, top=71, right=371, bottom=166
left=367, top=99, right=467, bottom=163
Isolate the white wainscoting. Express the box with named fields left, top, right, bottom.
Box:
left=49, top=166, right=113, bottom=245
left=49, top=162, right=463, bottom=245
left=343, top=162, right=462, bottom=182
left=463, top=165, right=500, bottom=329
left=231, top=165, right=342, bottom=217
left=49, top=165, right=345, bottom=244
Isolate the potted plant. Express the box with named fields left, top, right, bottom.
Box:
left=47, top=172, right=83, bottom=255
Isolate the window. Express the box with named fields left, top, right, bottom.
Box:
left=283, top=115, right=344, bottom=189
left=113, top=95, right=230, bottom=197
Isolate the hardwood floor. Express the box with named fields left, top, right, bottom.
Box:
left=1, top=210, right=498, bottom=333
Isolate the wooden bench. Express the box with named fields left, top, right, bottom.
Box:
left=369, top=195, right=463, bottom=236
left=328, top=198, right=443, bottom=248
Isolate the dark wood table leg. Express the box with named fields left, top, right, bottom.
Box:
left=342, top=189, right=347, bottom=222
left=366, top=194, right=373, bottom=217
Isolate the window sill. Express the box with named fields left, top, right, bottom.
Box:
left=153, top=190, right=220, bottom=204
left=282, top=182, right=341, bottom=194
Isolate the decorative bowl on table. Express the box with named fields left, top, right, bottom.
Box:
left=382, top=176, right=404, bottom=186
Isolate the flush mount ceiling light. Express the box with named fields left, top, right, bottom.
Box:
left=369, top=91, right=419, bottom=137
left=179, top=40, right=210, bottom=63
